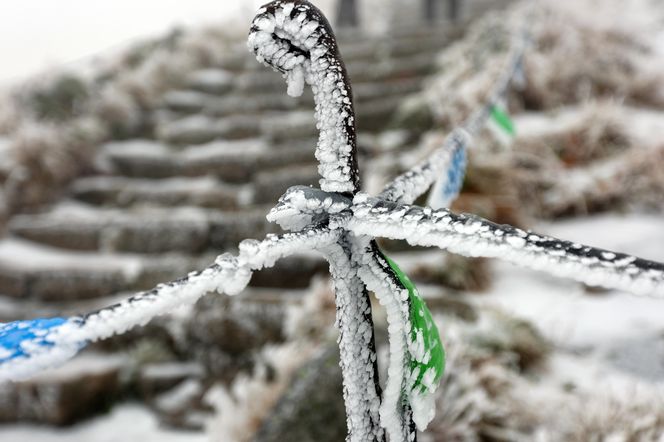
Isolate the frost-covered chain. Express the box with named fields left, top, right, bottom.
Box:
left=380, top=10, right=528, bottom=206
left=248, top=0, right=360, bottom=193
left=349, top=196, right=664, bottom=297
left=0, top=226, right=340, bottom=382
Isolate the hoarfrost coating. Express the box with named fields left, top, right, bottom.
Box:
left=248, top=0, right=360, bottom=193
left=0, top=226, right=340, bottom=382
left=3, top=2, right=664, bottom=442
left=349, top=196, right=664, bottom=298
left=322, top=239, right=384, bottom=441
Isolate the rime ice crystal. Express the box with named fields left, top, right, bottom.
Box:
left=350, top=196, right=664, bottom=298
left=0, top=226, right=340, bottom=382
left=2, top=3, right=664, bottom=442
left=248, top=0, right=360, bottom=193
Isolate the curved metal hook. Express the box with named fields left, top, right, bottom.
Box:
left=248, top=0, right=360, bottom=194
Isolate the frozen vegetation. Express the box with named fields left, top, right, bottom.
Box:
left=1, top=0, right=664, bottom=440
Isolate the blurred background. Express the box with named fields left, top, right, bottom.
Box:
left=0, top=0, right=662, bottom=440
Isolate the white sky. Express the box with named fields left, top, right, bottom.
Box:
left=0, top=0, right=270, bottom=85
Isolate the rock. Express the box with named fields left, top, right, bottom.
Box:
left=410, top=254, right=492, bottom=292
left=0, top=238, right=138, bottom=300
left=208, top=208, right=278, bottom=250
left=254, top=345, right=347, bottom=442
left=186, top=69, right=234, bottom=95
left=250, top=255, right=328, bottom=289
left=186, top=296, right=286, bottom=378
left=181, top=139, right=267, bottom=183
left=471, top=311, right=551, bottom=372
left=204, top=92, right=302, bottom=117
left=425, top=295, right=479, bottom=322
left=158, top=115, right=262, bottom=146
left=138, top=362, right=205, bottom=401
left=28, top=268, right=128, bottom=301
left=105, top=214, right=209, bottom=254
left=0, top=267, right=27, bottom=298
left=0, top=354, right=126, bottom=426
left=253, top=166, right=320, bottom=204
left=189, top=296, right=285, bottom=356
left=151, top=379, right=210, bottom=430
left=102, top=140, right=179, bottom=179
left=162, top=90, right=209, bottom=113
left=260, top=111, right=318, bottom=143
left=10, top=215, right=101, bottom=251
left=71, top=176, right=241, bottom=210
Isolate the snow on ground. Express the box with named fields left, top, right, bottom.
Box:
left=0, top=404, right=206, bottom=442
left=475, top=213, right=664, bottom=385
left=1, top=213, right=660, bottom=440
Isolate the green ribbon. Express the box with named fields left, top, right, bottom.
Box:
left=490, top=104, right=516, bottom=136
left=384, top=255, right=446, bottom=394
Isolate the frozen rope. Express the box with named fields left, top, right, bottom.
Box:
left=2, top=3, right=664, bottom=442
left=381, top=7, right=529, bottom=206
left=349, top=195, right=664, bottom=298
left=0, top=225, right=340, bottom=382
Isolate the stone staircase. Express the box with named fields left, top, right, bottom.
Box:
left=0, top=23, right=473, bottom=428
left=0, top=26, right=456, bottom=312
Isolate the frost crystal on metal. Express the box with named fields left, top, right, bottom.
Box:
left=1, top=2, right=663, bottom=442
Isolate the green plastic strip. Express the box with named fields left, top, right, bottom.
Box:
left=490, top=104, right=516, bottom=136
left=384, top=255, right=445, bottom=394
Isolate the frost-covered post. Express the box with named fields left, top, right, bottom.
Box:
left=4, top=2, right=664, bottom=441
left=249, top=1, right=384, bottom=440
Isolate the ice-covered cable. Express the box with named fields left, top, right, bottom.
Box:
left=0, top=226, right=340, bottom=382
left=380, top=129, right=470, bottom=206
left=380, top=11, right=528, bottom=207
left=349, top=195, right=664, bottom=297
left=248, top=0, right=360, bottom=193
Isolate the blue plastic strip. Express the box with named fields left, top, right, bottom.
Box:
left=0, top=318, right=71, bottom=363
left=441, top=144, right=467, bottom=203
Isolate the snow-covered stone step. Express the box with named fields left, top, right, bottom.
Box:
left=260, top=111, right=318, bottom=143
left=349, top=52, right=437, bottom=83
left=157, top=114, right=263, bottom=145
left=355, top=77, right=424, bottom=102
left=355, top=95, right=411, bottom=131
left=0, top=353, right=128, bottom=425
left=9, top=205, right=212, bottom=254
left=253, top=165, right=321, bottom=204
left=101, top=139, right=317, bottom=181
left=101, top=139, right=263, bottom=181
left=162, top=89, right=305, bottom=116
left=156, top=111, right=324, bottom=146
left=0, top=238, right=197, bottom=300
left=185, top=68, right=234, bottom=95
left=162, top=77, right=419, bottom=121
left=71, top=176, right=243, bottom=210
left=206, top=205, right=280, bottom=250
left=8, top=202, right=285, bottom=254
left=339, top=30, right=451, bottom=61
